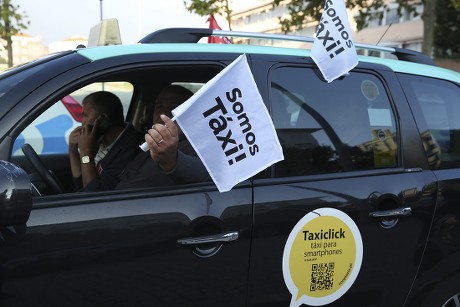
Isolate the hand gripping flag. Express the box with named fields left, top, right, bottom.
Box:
left=172, top=54, right=284, bottom=192
left=311, top=0, right=358, bottom=82
left=208, top=15, right=232, bottom=44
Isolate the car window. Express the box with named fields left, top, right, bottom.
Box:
left=12, top=98, right=80, bottom=156
left=12, top=82, right=133, bottom=156
left=270, top=67, right=397, bottom=177
left=399, top=75, right=460, bottom=169
left=172, top=82, right=204, bottom=94
left=9, top=63, right=223, bottom=196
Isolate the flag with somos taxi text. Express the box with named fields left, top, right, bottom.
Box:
left=311, top=0, right=358, bottom=82
left=172, top=54, right=284, bottom=192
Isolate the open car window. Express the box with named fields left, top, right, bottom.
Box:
left=11, top=64, right=221, bottom=196
left=12, top=82, right=134, bottom=157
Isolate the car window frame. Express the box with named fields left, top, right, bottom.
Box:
left=266, top=62, right=401, bottom=178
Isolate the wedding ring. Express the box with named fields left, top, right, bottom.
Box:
left=157, top=139, right=164, bottom=144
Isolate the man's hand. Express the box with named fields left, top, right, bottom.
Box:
left=69, top=126, right=84, bottom=178
left=77, top=123, right=99, bottom=157
left=145, top=114, right=179, bottom=172
left=69, top=126, right=83, bottom=153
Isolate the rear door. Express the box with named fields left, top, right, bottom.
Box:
left=248, top=62, right=437, bottom=306
left=398, top=74, right=460, bottom=304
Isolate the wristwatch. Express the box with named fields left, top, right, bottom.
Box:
left=81, top=155, right=91, bottom=164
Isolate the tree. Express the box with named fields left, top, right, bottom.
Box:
left=434, top=0, right=460, bottom=58
left=0, top=0, right=29, bottom=67
left=422, top=0, right=436, bottom=57
left=184, top=0, right=233, bottom=30
left=273, top=0, right=440, bottom=56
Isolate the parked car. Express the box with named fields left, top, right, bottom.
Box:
left=0, top=26, right=459, bottom=307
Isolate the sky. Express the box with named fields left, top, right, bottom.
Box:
left=14, top=0, right=212, bottom=46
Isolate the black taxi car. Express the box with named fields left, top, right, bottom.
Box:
left=0, top=27, right=460, bottom=307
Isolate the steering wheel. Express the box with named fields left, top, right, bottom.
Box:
left=21, top=143, right=64, bottom=194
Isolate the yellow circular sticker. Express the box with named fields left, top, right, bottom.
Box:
left=282, top=208, right=363, bottom=306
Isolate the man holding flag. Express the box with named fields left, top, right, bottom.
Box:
left=170, top=54, right=284, bottom=192
left=311, top=0, right=358, bottom=82
left=141, top=54, right=284, bottom=193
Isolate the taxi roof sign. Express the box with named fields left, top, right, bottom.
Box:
left=87, top=18, right=122, bottom=47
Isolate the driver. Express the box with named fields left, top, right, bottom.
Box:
left=68, top=91, right=143, bottom=192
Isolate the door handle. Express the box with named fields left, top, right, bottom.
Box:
left=177, top=231, right=239, bottom=246
left=369, top=207, right=412, bottom=218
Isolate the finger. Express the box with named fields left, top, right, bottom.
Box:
left=151, top=124, right=169, bottom=141
left=89, top=120, right=99, bottom=137
left=144, top=133, right=155, bottom=148
left=147, top=128, right=164, bottom=145
left=161, top=114, right=178, bottom=136
left=73, top=126, right=83, bottom=133
left=144, top=133, right=156, bottom=146
left=81, top=124, right=92, bottom=134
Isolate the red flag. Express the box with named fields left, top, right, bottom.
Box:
left=61, top=95, right=83, bottom=122
left=208, top=15, right=231, bottom=44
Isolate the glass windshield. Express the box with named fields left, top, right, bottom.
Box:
left=0, top=52, right=73, bottom=118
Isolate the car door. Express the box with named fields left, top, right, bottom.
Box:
left=397, top=74, right=460, bottom=305
left=0, top=185, right=252, bottom=307
left=248, top=63, right=437, bottom=306
left=0, top=54, right=253, bottom=306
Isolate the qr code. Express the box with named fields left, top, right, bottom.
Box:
left=310, top=262, right=335, bottom=291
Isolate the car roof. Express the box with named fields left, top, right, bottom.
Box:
left=76, top=42, right=460, bottom=84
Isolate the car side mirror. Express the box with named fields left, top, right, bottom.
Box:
left=0, top=160, right=32, bottom=226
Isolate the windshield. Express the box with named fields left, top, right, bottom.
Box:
left=0, top=51, right=80, bottom=119
left=0, top=64, right=45, bottom=100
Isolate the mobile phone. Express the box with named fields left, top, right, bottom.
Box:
left=95, top=115, right=111, bottom=138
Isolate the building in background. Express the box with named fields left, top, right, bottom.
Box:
left=0, top=34, right=88, bottom=71
left=0, top=33, right=48, bottom=69
left=48, top=36, right=88, bottom=54
left=352, top=1, right=424, bottom=52
left=230, top=0, right=317, bottom=47
left=230, top=0, right=423, bottom=51
left=229, top=0, right=459, bottom=71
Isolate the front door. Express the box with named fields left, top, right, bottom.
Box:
left=0, top=184, right=252, bottom=306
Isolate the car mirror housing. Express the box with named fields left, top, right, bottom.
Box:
left=0, top=161, right=32, bottom=226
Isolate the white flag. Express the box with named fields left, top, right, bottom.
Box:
left=311, top=0, right=358, bottom=83
left=172, top=54, right=284, bottom=192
